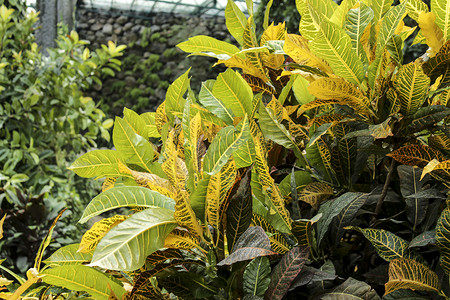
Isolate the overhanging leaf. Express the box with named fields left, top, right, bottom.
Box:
left=387, top=144, right=445, bottom=167
left=243, top=256, right=271, bottom=298
left=79, top=186, right=175, bottom=224
left=198, top=80, right=235, bottom=125
left=41, top=265, right=126, bottom=300
left=90, top=207, right=177, bottom=271
left=69, top=150, right=120, bottom=178
left=321, top=277, right=381, bottom=299
left=177, top=35, right=240, bottom=57
left=79, top=215, right=127, bottom=253
left=43, top=244, right=92, bottom=266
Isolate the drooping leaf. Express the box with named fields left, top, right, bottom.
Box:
left=408, top=105, right=450, bottom=132
left=298, top=182, right=333, bottom=210
left=79, top=186, right=175, bottom=224
left=43, top=244, right=92, bottom=266
left=102, top=177, right=117, bottom=192
left=212, top=69, right=253, bottom=117
left=226, top=167, right=252, bottom=253
left=79, top=215, right=127, bottom=253
left=243, top=256, right=271, bottom=297
left=436, top=207, right=450, bottom=275
left=113, top=117, right=154, bottom=172
left=225, top=0, right=247, bottom=45
left=310, top=20, right=365, bottom=85
left=289, top=265, right=336, bottom=290
left=347, top=227, right=409, bottom=261
left=41, top=265, right=126, bottom=300
left=387, top=144, right=445, bottom=167
left=264, top=246, right=309, bottom=300
left=69, top=150, right=120, bottom=178
left=177, top=35, right=240, bottom=58
left=217, top=226, right=277, bottom=266
left=385, top=258, right=440, bottom=295
left=203, top=118, right=251, bottom=175
left=89, top=207, right=177, bottom=271
left=394, top=62, right=430, bottom=116
left=321, top=277, right=381, bottom=299
left=431, top=0, right=450, bottom=41
left=317, top=193, right=368, bottom=245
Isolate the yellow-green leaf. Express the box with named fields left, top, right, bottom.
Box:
left=225, top=0, right=247, bottom=45
left=43, top=244, right=92, bottom=266
left=298, top=182, right=333, bottom=210
left=177, top=35, right=240, bottom=59
left=79, top=215, right=127, bottom=253
left=431, top=0, right=450, bottom=40
left=385, top=258, right=440, bottom=295
left=69, top=150, right=120, bottom=178
left=165, top=68, right=191, bottom=122
left=418, top=11, right=444, bottom=57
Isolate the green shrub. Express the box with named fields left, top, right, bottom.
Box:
left=0, top=4, right=125, bottom=274
left=7, top=0, right=450, bottom=298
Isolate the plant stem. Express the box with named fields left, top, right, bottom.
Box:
left=371, top=158, right=396, bottom=225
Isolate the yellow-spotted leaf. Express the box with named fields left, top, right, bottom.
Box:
left=400, top=0, right=428, bottom=22
left=162, top=131, right=188, bottom=189
left=431, top=0, right=450, bottom=40
left=260, top=23, right=285, bottom=69
left=310, top=20, right=365, bottom=85
left=177, top=35, right=240, bottom=59
left=387, top=144, right=445, bottom=168
left=164, top=228, right=201, bottom=251
left=69, top=150, right=120, bottom=178
left=217, top=55, right=269, bottom=82
left=146, top=248, right=183, bottom=266
left=79, top=186, right=175, bottom=224
left=173, top=191, right=204, bottom=238
left=347, top=227, right=409, bottom=261
left=101, top=177, right=117, bottom=192
left=418, top=12, right=444, bottom=56
left=429, top=133, right=450, bottom=151
left=436, top=207, right=450, bottom=274
left=141, top=112, right=161, bottom=138
left=422, top=40, right=450, bottom=88
left=385, top=258, right=440, bottom=295
left=203, top=118, right=251, bottom=175
left=330, top=0, right=357, bottom=27
left=43, top=244, right=92, bottom=266
left=79, top=215, right=127, bottom=253
left=113, top=117, right=154, bottom=173
left=283, top=34, right=332, bottom=74
left=41, top=265, right=126, bottom=300
left=165, top=68, right=190, bottom=122
left=225, top=0, right=247, bottom=45
left=90, top=207, right=177, bottom=271
left=298, top=182, right=333, bottom=210
left=292, top=218, right=316, bottom=247
left=155, top=101, right=168, bottom=134
left=212, top=69, right=253, bottom=117
left=242, top=74, right=275, bottom=94
left=307, top=77, right=372, bottom=115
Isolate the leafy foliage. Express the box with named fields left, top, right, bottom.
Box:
left=7, top=0, right=450, bottom=298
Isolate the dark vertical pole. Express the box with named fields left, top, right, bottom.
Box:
left=36, top=0, right=58, bottom=55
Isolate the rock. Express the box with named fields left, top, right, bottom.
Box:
left=77, top=23, right=88, bottom=30
left=125, top=76, right=137, bottom=87
left=114, top=27, right=122, bottom=35
left=154, top=87, right=166, bottom=100
left=132, top=25, right=142, bottom=33
left=150, top=25, right=161, bottom=32
left=124, top=22, right=134, bottom=31
left=102, top=23, right=113, bottom=35
left=91, top=23, right=103, bottom=31
left=143, top=51, right=151, bottom=58
left=107, top=18, right=115, bottom=24
left=88, top=18, right=96, bottom=24
left=139, top=84, right=146, bottom=90
left=116, top=15, right=128, bottom=25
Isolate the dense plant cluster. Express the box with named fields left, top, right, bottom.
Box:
left=3, top=0, right=450, bottom=298
left=0, top=4, right=125, bottom=274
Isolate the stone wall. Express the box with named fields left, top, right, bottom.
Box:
left=76, top=7, right=232, bottom=116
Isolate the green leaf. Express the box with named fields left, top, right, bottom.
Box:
left=386, top=34, right=404, bottom=65
left=217, top=226, right=277, bottom=266
left=234, top=137, right=256, bottom=168
left=243, top=257, right=271, bottom=297
left=259, top=101, right=303, bottom=161
left=203, top=118, right=251, bottom=175
left=394, top=62, right=430, bottom=116
left=321, top=277, right=381, bottom=299
left=140, top=112, right=161, bottom=138
left=371, top=0, right=394, bottom=21
left=431, top=0, right=450, bottom=40
left=43, top=244, right=92, bottom=266
left=69, top=150, right=120, bottom=178
left=317, top=193, right=368, bottom=245
left=79, top=186, right=175, bottom=224
left=113, top=117, right=154, bottom=172
left=383, top=289, right=431, bottom=299
left=408, top=105, right=450, bottom=132
left=265, top=247, right=310, bottom=300
left=436, top=207, right=450, bottom=275
left=41, top=265, right=126, bottom=300
left=344, top=2, right=374, bottom=65
left=123, top=107, right=147, bottom=139
left=310, top=20, right=365, bottom=85
left=347, top=227, right=409, bottom=261
left=292, top=75, right=315, bottom=105
left=90, top=207, right=177, bottom=271
left=212, top=69, right=253, bottom=117
left=165, top=68, right=190, bottom=122
left=409, top=230, right=436, bottom=248
left=332, top=193, right=367, bottom=245
left=198, top=80, right=235, bottom=125
left=177, top=35, right=240, bottom=58
left=226, top=167, right=252, bottom=253
left=225, top=0, right=247, bottom=45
